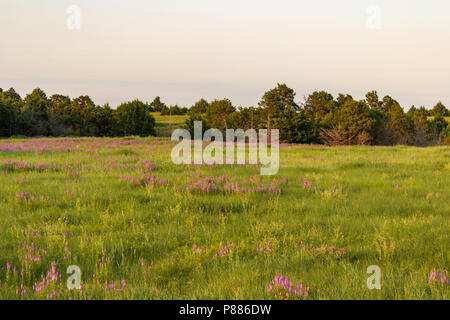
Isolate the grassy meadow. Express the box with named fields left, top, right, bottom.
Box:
left=0, top=136, right=448, bottom=300
left=152, top=112, right=188, bottom=137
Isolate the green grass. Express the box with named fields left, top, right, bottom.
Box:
left=0, top=138, right=448, bottom=300
left=427, top=116, right=450, bottom=122
left=151, top=112, right=188, bottom=137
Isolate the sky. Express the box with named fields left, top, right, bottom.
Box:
left=1, top=0, right=450, bottom=109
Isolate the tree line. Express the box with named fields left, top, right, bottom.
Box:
left=0, top=87, right=160, bottom=138
left=186, top=84, right=449, bottom=146
left=0, top=85, right=449, bottom=146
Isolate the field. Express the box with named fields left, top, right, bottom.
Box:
left=0, top=137, right=449, bottom=300
left=151, top=112, right=188, bottom=137
left=428, top=116, right=450, bottom=122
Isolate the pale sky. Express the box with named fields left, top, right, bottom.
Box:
left=1, top=0, right=450, bottom=109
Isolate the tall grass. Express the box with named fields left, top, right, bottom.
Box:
left=0, top=138, right=448, bottom=299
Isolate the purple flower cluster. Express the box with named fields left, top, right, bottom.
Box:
left=257, top=241, right=274, bottom=254
left=19, top=240, right=43, bottom=263
left=1, top=159, right=58, bottom=172
left=120, top=174, right=168, bottom=187
left=67, top=170, right=80, bottom=177
left=25, top=229, right=42, bottom=239
left=266, top=275, right=310, bottom=300
left=104, top=163, right=129, bottom=169
left=0, top=137, right=167, bottom=153
left=96, top=249, right=112, bottom=269
left=16, top=283, right=27, bottom=296
left=32, top=262, right=64, bottom=299
left=185, top=173, right=285, bottom=194
left=137, top=159, right=154, bottom=171
left=104, top=279, right=127, bottom=292
left=299, top=178, right=316, bottom=189
left=428, top=270, right=449, bottom=285
left=187, top=176, right=221, bottom=192
left=63, top=241, right=72, bottom=260
left=64, top=190, right=75, bottom=196
left=214, top=241, right=235, bottom=259
left=192, top=245, right=203, bottom=255
left=15, top=192, right=35, bottom=204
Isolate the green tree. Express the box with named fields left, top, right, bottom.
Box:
left=409, top=114, right=430, bottom=146
left=431, top=102, right=449, bottom=117
left=95, top=104, right=116, bottom=137
left=406, top=105, right=418, bottom=118
left=1, top=88, right=27, bottom=136
left=161, top=105, right=185, bottom=116
left=259, top=83, right=298, bottom=143
left=303, top=91, right=335, bottom=126
left=380, top=95, right=400, bottom=113
left=371, top=96, right=409, bottom=145
left=24, top=88, right=48, bottom=118
left=21, top=88, right=51, bottom=135
left=206, top=98, right=235, bottom=131
left=3, top=88, right=21, bottom=103
left=150, top=96, right=166, bottom=112
left=416, top=106, right=431, bottom=118
left=46, top=94, right=73, bottom=136
left=387, top=102, right=409, bottom=138
left=0, top=99, right=12, bottom=137
left=185, top=113, right=209, bottom=137
left=48, top=94, right=71, bottom=115
left=333, top=99, right=375, bottom=143
left=274, top=108, right=319, bottom=143
left=189, top=98, right=209, bottom=115
left=227, top=107, right=261, bottom=130
left=69, top=96, right=97, bottom=136
left=365, top=91, right=382, bottom=110
left=428, top=115, right=448, bottom=143
left=115, top=100, right=156, bottom=136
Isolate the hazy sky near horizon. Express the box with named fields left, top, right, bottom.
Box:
left=1, top=0, right=450, bottom=109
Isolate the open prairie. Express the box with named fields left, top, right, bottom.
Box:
left=0, top=137, right=448, bottom=299
left=151, top=112, right=188, bottom=137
